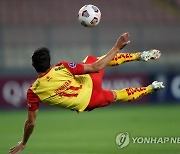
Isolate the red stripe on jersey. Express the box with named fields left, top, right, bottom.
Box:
left=69, top=85, right=82, bottom=90
left=57, top=92, right=78, bottom=97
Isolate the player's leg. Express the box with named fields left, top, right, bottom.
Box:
left=85, top=81, right=164, bottom=111
left=112, top=81, right=165, bottom=102
left=108, top=52, right=140, bottom=66
left=97, top=49, right=161, bottom=66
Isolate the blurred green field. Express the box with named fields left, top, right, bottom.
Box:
left=1, top=104, right=180, bottom=154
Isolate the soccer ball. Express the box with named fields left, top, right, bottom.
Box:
left=78, top=4, right=101, bottom=27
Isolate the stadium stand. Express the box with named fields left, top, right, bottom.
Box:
left=0, top=0, right=179, bottom=25
left=0, top=0, right=179, bottom=73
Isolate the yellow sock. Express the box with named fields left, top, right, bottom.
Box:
left=108, top=53, right=140, bottom=66
left=113, top=85, right=153, bottom=102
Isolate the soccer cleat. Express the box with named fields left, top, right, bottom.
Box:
left=152, top=81, right=165, bottom=91
left=139, top=49, right=161, bottom=61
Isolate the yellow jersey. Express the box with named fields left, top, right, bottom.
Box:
left=27, top=61, right=93, bottom=112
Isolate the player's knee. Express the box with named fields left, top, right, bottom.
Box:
left=112, top=90, right=117, bottom=101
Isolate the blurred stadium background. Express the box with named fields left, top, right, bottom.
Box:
left=0, top=0, right=180, bottom=154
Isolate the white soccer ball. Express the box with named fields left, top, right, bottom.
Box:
left=78, top=4, right=101, bottom=27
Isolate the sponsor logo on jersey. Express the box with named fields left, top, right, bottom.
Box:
left=54, top=66, right=64, bottom=71
left=68, top=62, right=76, bottom=68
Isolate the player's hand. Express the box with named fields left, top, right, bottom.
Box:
left=115, top=32, right=130, bottom=50
left=9, top=141, right=26, bottom=154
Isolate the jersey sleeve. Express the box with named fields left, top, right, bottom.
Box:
left=27, top=88, right=40, bottom=111
left=56, top=61, right=84, bottom=75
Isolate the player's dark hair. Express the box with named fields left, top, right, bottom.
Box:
left=32, top=47, right=51, bottom=73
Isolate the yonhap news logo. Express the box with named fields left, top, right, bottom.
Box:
left=115, top=132, right=130, bottom=148
left=115, top=132, right=180, bottom=149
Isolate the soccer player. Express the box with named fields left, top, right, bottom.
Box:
left=9, top=32, right=164, bottom=154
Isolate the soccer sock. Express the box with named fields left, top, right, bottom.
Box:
left=108, top=53, right=140, bottom=66
left=113, top=85, right=153, bottom=102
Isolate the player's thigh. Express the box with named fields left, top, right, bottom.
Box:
left=82, top=55, right=97, bottom=64
left=85, top=89, right=114, bottom=111
left=98, top=89, right=114, bottom=107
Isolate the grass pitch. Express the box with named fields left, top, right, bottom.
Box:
left=1, top=104, right=180, bottom=154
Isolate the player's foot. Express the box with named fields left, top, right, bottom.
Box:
left=152, top=81, right=165, bottom=91
left=139, top=49, right=161, bottom=61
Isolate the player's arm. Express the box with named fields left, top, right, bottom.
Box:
left=83, top=32, right=130, bottom=74
left=9, top=110, right=38, bottom=154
